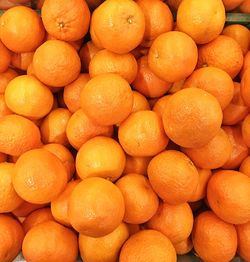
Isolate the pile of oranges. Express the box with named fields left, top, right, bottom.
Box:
left=0, top=0, right=250, bottom=261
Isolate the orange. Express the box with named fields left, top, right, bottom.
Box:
left=0, top=153, right=7, bottom=163
left=242, top=114, right=250, bottom=147
left=132, top=55, right=172, bottom=98
left=163, top=88, right=223, bottom=148
left=183, top=67, right=234, bottom=110
left=90, top=0, right=145, bottom=54
left=37, top=0, right=45, bottom=8
left=148, top=150, right=199, bottom=204
left=177, top=0, right=225, bottom=44
left=0, top=68, right=18, bottom=94
left=222, top=24, right=250, bottom=55
left=12, top=202, right=46, bottom=218
left=119, top=230, right=176, bottom=262
left=0, top=163, right=23, bottom=213
left=43, top=143, right=75, bottom=181
left=123, top=155, right=151, bottom=176
left=182, top=128, right=232, bottom=169
left=241, top=50, right=250, bottom=77
left=116, top=173, right=159, bottom=224
left=68, top=177, right=125, bottom=237
left=207, top=170, right=250, bottom=224
left=40, top=108, right=72, bottom=146
left=173, top=238, right=193, bottom=255
left=236, top=221, right=250, bottom=261
left=240, top=156, right=250, bottom=177
left=223, top=82, right=249, bottom=125
left=76, top=136, right=126, bottom=181
left=118, top=110, right=169, bottom=157
left=66, top=109, right=113, bottom=150
left=147, top=202, right=193, bottom=244
left=152, top=95, right=171, bottom=119
left=33, top=40, right=81, bottom=88
left=79, top=222, right=130, bottom=262
left=51, top=180, right=80, bottom=226
left=0, top=41, right=11, bottom=73
left=63, top=73, right=90, bottom=113
left=189, top=168, right=212, bottom=202
left=0, top=94, right=12, bottom=118
left=0, top=214, right=24, bottom=262
left=89, top=49, right=138, bottom=84
left=241, top=67, right=250, bottom=106
left=0, top=6, right=45, bottom=53
left=5, top=75, right=53, bottom=120
left=22, top=221, right=78, bottom=262
left=240, top=0, right=250, bottom=12
left=79, top=40, right=101, bottom=72
left=13, top=148, right=68, bottom=204
left=168, top=79, right=185, bottom=94
left=148, top=31, right=198, bottom=83
left=197, top=35, right=244, bottom=78
left=222, top=125, right=249, bottom=169
left=11, top=51, right=34, bottom=71
left=223, top=0, right=244, bottom=10
left=0, top=114, right=41, bottom=156
left=80, top=73, right=133, bottom=126
left=192, top=211, right=237, bottom=262
left=137, top=0, right=173, bottom=45
left=22, top=208, right=55, bottom=234
left=131, top=91, right=150, bottom=113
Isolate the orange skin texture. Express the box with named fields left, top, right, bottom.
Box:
left=123, top=155, right=151, bottom=176
left=132, top=56, right=172, bottom=98
left=90, top=0, right=146, bottom=54
left=223, top=82, right=249, bottom=125
left=0, top=6, right=45, bottom=53
left=0, top=94, right=12, bottom=119
left=66, top=109, right=113, bottom=150
left=173, top=238, right=193, bottom=255
left=152, top=95, right=171, bottom=119
left=33, top=40, right=81, bottom=88
left=22, top=221, right=78, bottom=262
left=131, top=91, right=150, bottom=113
left=116, top=173, right=159, bottom=224
left=118, top=110, right=169, bottom=157
left=147, top=202, right=193, bottom=244
left=0, top=68, right=18, bottom=94
left=223, top=0, right=244, bottom=10
left=119, top=230, right=177, bottom=262
left=239, top=156, right=250, bottom=177
left=236, top=221, right=250, bottom=261
left=42, top=0, right=90, bottom=41
left=163, top=88, right=223, bottom=148
left=177, top=0, right=225, bottom=44
left=0, top=41, right=11, bottom=73
left=183, top=67, right=234, bottom=110
left=192, top=211, right=237, bottom=262
left=222, top=125, right=249, bottom=169
left=11, top=52, right=34, bottom=71
left=182, top=128, right=232, bottom=170
left=197, top=35, right=244, bottom=79
left=0, top=114, right=41, bottom=156
left=147, top=150, right=199, bottom=205
left=0, top=214, right=24, bottom=262
left=240, top=0, right=250, bottom=13
left=148, top=31, right=198, bottom=83
left=242, top=114, right=250, bottom=147
left=241, top=67, right=250, bottom=106
left=207, top=170, right=250, bottom=224
left=12, top=202, right=46, bottom=218
left=241, top=50, right=250, bottom=77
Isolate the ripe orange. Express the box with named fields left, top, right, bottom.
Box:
left=0, top=41, right=11, bottom=73
left=241, top=68, right=250, bottom=106
left=222, top=24, right=250, bottom=55
left=0, top=214, right=24, bottom=262
left=79, top=222, right=130, bottom=262
left=242, top=114, right=250, bottom=147
left=123, top=155, right=151, bottom=176
left=0, top=114, right=41, bottom=156
left=240, top=0, right=250, bottom=13
left=183, top=67, right=234, bottom=110
left=192, top=211, right=237, bottom=262
left=89, top=49, right=138, bottom=84
left=63, top=74, right=90, bottom=113
left=163, top=88, right=223, bottom=148
left=118, top=110, right=169, bottom=157
left=173, top=238, right=193, bottom=255
left=33, top=40, right=81, bottom=88
left=132, top=55, right=172, bottom=98
left=236, top=221, right=250, bottom=261
left=0, top=6, right=45, bottom=53
left=207, top=170, right=250, bottom=224
left=22, top=221, right=78, bottom=262
left=147, top=202, right=193, bottom=244
left=22, top=208, right=55, bottom=234
left=131, top=91, right=150, bottom=113
left=12, top=202, right=46, bottom=218
left=68, top=177, right=125, bottom=237
left=241, top=50, right=250, bottom=77
left=177, top=0, right=225, bottom=44
left=152, top=95, right=171, bottom=119
left=168, top=79, right=185, bottom=94
left=42, top=0, right=90, bottom=41
left=40, top=108, right=72, bottom=146
left=13, top=148, right=68, bottom=204
left=0, top=94, right=12, bottom=118
left=197, top=35, right=244, bottom=78
left=0, top=68, right=18, bottom=94
left=116, top=173, right=159, bottom=224
left=223, top=0, right=244, bottom=10
left=90, top=0, right=145, bottom=54
left=240, top=156, right=250, bottom=177
left=11, top=51, right=34, bottom=71
left=81, top=73, right=133, bottom=126
left=148, top=150, right=199, bottom=204
left=119, top=230, right=177, bottom=262
left=148, top=31, right=198, bottom=83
